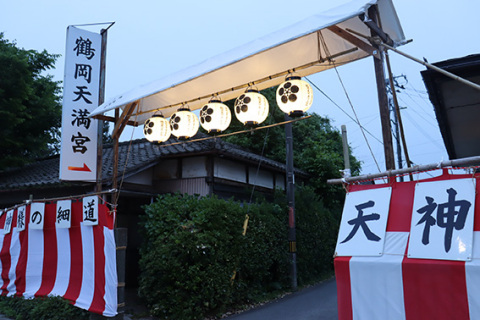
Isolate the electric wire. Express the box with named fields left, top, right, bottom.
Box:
left=318, top=30, right=382, bottom=173
left=333, top=67, right=382, bottom=173
left=402, top=111, right=444, bottom=150
left=304, top=77, right=382, bottom=144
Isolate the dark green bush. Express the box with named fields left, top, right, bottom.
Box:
left=294, top=185, right=339, bottom=284
left=138, top=191, right=337, bottom=319
left=0, top=295, right=90, bottom=320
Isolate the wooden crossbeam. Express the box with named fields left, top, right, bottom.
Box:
left=327, top=25, right=381, bottom=60
left=112, top=101, right=138, bottom=140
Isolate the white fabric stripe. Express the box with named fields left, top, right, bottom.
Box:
left=74, top=223, right=95, bottom=310
left=50, top=228, right=71, bottom=296
left=6, top=228, right=21, bottom=296
left=24, top=229, right=44, bottom=297
left=103, top=227, right=117, bottom=317
left=350, top=232, right=408, bottom=320
left=465, top=231, right=480, bottom=319
left=0, top=234, right=5, bottom=290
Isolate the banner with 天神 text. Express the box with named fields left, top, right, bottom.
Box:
left=335, top=172, right=480, bottom=320
left=0, top=198, right=117, bottom=317
left=60, top=26, right=101, bottom=181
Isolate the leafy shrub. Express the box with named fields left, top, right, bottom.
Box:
left=294, top=185, right=339, bottom=284
left=138, top=191, right=338, bottom=319
left=0, top=295, right=90, bottom=320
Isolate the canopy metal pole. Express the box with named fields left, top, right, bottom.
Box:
left=327, top=156, right=480, bottom=185
left=382, top=43, right=480, bottom=92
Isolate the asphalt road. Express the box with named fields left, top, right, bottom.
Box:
left=225, top=278, right=338, bottom=320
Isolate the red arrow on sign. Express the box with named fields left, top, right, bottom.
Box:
left=67, top=163, right=91, bottom=172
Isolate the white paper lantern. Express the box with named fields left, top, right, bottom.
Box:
left=144, top=115, right=171, bottom=142
left=276, top=76, right=313, bottom=117
left=199, top=100, right=231, bottom=133
left=170, top=108, right=199, bottom=139
left=234, top=89, right=269, bottom=125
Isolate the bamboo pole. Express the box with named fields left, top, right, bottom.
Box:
left=381, top=43, right=480, bottom=92
left=327, top=156, right=480, bottom=185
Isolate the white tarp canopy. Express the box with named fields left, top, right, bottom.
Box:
left=90, top=0, right=405, bottom=124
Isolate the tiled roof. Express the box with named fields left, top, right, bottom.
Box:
left=0, top=134, right=307, bottom=190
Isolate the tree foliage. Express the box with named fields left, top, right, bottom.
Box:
left=0, top=33, right=61, bottom=169
left=219, top=87, right=361, bottom=210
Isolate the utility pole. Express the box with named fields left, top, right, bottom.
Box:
left=389, top=96, right=403, bottom=181
left=386, top=77, right=404, bottom=181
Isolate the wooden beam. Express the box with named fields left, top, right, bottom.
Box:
left=327, top=25, right=380, bottom=60
left=369, top=7, right=395, bottom=170
left=92, top=114, right=138, bottom=126
left=112, top=101, right=138, bottom=140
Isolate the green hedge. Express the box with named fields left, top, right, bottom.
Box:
left=0, top=295, right=90, bottom=320
left=138, top=190, right=338, bottom=319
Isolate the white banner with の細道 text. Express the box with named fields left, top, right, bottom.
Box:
left=59, top=26, right=101, bottom=181
left=56, top=200, right=72, bottom=228
left=29, top=202, right=45, bottom=230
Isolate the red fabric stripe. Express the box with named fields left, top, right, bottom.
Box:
left=14, top=207, right=29, bottom=296
left=0, top=211, right=12, bottom=295
left=475, top=177, right=480, bottom=232
left=334, top=257, right=353, bottom=320
left=36, top=203, right=57, bottom=296
left=63, top=200, right=83, bottom=303
left=402, top=257, right=469, bottom=320
left=98, top=202, right=114, bottom=229
left=386, top=180, right=415, bottom=232
left=88, top=223, right=106, bottom=314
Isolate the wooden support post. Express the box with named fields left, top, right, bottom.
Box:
left=95, top=28, right=108, bottom=193
left=112, top=108, right=120, bottom=208
left=369, top=6, right=395, bottom=171
left=285, top=115, right=297, bottom=291
left=341, top=125, right=351, bottom=178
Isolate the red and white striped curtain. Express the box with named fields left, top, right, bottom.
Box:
left=335, top=172, right=480, bottom=320
left=0, top=199, right=117, bottom=317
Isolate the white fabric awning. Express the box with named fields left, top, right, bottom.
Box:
left=90, top=0, right=405, bottom=124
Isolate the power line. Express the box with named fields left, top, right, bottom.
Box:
left=304, top=77, right=383, bottom=145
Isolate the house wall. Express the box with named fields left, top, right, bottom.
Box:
left=154, top=177, right=210, bottom=196
left=248, top=166, right=274, bottom=189
left=123, top=167, right=154, bottom=185
left=214, top=158, right=247, bottom=183
left=182, top=156, right=208, bottom=178
left=150, top=156, right=286, bottom=196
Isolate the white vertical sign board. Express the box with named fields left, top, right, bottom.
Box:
left=59, top=26, right=101, bottom=181
left=56, top=200, right=72, bottom=229
left=82, top=196, right=99, bottom=226
left=16, top=205, right=26, bottom=232
left=29, top=202, right=45, bottom=230
left=408, top=178, right=476, bottom=261
left=335, top=187, right=392, bottom=256
left=4, top=210, right=14, bottom=234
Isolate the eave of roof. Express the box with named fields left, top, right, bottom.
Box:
left=0, top=135, right=308, bottom=191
